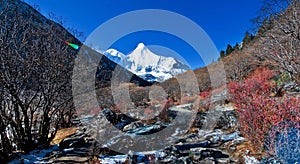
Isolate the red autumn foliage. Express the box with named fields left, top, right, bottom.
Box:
left=199, top=90, right=211, bottom=99
left=229, top=67, right=300, bottom=154
left=198, top=91, right=212, bottom=112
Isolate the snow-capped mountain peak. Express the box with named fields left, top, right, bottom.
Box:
left=104, top=43, right=190, bottom=82
left=136, top=42, right=146, bottom=49
left=126, top=43, right=162, bottom=70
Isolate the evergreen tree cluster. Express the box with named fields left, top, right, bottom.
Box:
left=219, top=31, right=254, bottom=59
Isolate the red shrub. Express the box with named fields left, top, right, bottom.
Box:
left=229, top=67, right=300, bottom=154
left=198, top=91, right=212, bottom=112
left=199, top=90, right=211, bottom=99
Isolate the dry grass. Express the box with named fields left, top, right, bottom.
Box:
left=229, top=141, right=267, bottom=162
left=50, top=127, right=79, bottom=145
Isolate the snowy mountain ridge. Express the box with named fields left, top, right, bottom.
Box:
left=102, top=43, right=190, bottom=82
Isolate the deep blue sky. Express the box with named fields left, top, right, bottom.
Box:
left=24, top=0, right=262, bottom=69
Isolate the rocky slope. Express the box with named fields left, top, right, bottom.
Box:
left=9, top=91, right=261, bottom=164
left=12, top=81, right=299, bottom=163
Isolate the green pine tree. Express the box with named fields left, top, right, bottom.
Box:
left=242, top=31, right=252, bottom=47
left=220, top=50, right=226, bottom=58
left=225, top=44, right=234, bottom=56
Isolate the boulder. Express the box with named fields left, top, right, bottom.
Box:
left=59, top=137, right=85, bottom=150
left=122, top=121, right=144, bottom=132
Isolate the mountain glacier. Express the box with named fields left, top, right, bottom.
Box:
left=103, top=43, right=190, bottom=82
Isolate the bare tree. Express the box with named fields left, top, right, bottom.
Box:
left=225, top=54, right=245, bottom=81
left=257, top=0, right=300, bottom=82
left=0, top=1, right=77, bottom=158
left=224, top=50, right=257, bottom=82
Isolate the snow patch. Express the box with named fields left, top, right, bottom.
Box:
left=99, top=155, right=128, bottom=164
left=244, top=155, right=259, bottom=164
left=8, top=145, right=59, bottom=164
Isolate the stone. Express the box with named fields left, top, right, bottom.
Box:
left=15, top=103, right=255, bottom=163
left=59, top=137, right=85, bottom=150
left=199, top=157, right=216, bottom=164
left=216, top=158, right=230, bottom=164
left=174, top=141, right=210, bottom=152
left=52, top=156, right=89, bottom=163
left=124, top=123, right=167, bottom=135
left=122, top=121, right=144, bottom=131
left=215, top=110, right=239, bottom=131
left=221, top=131, right=240, bottom=142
